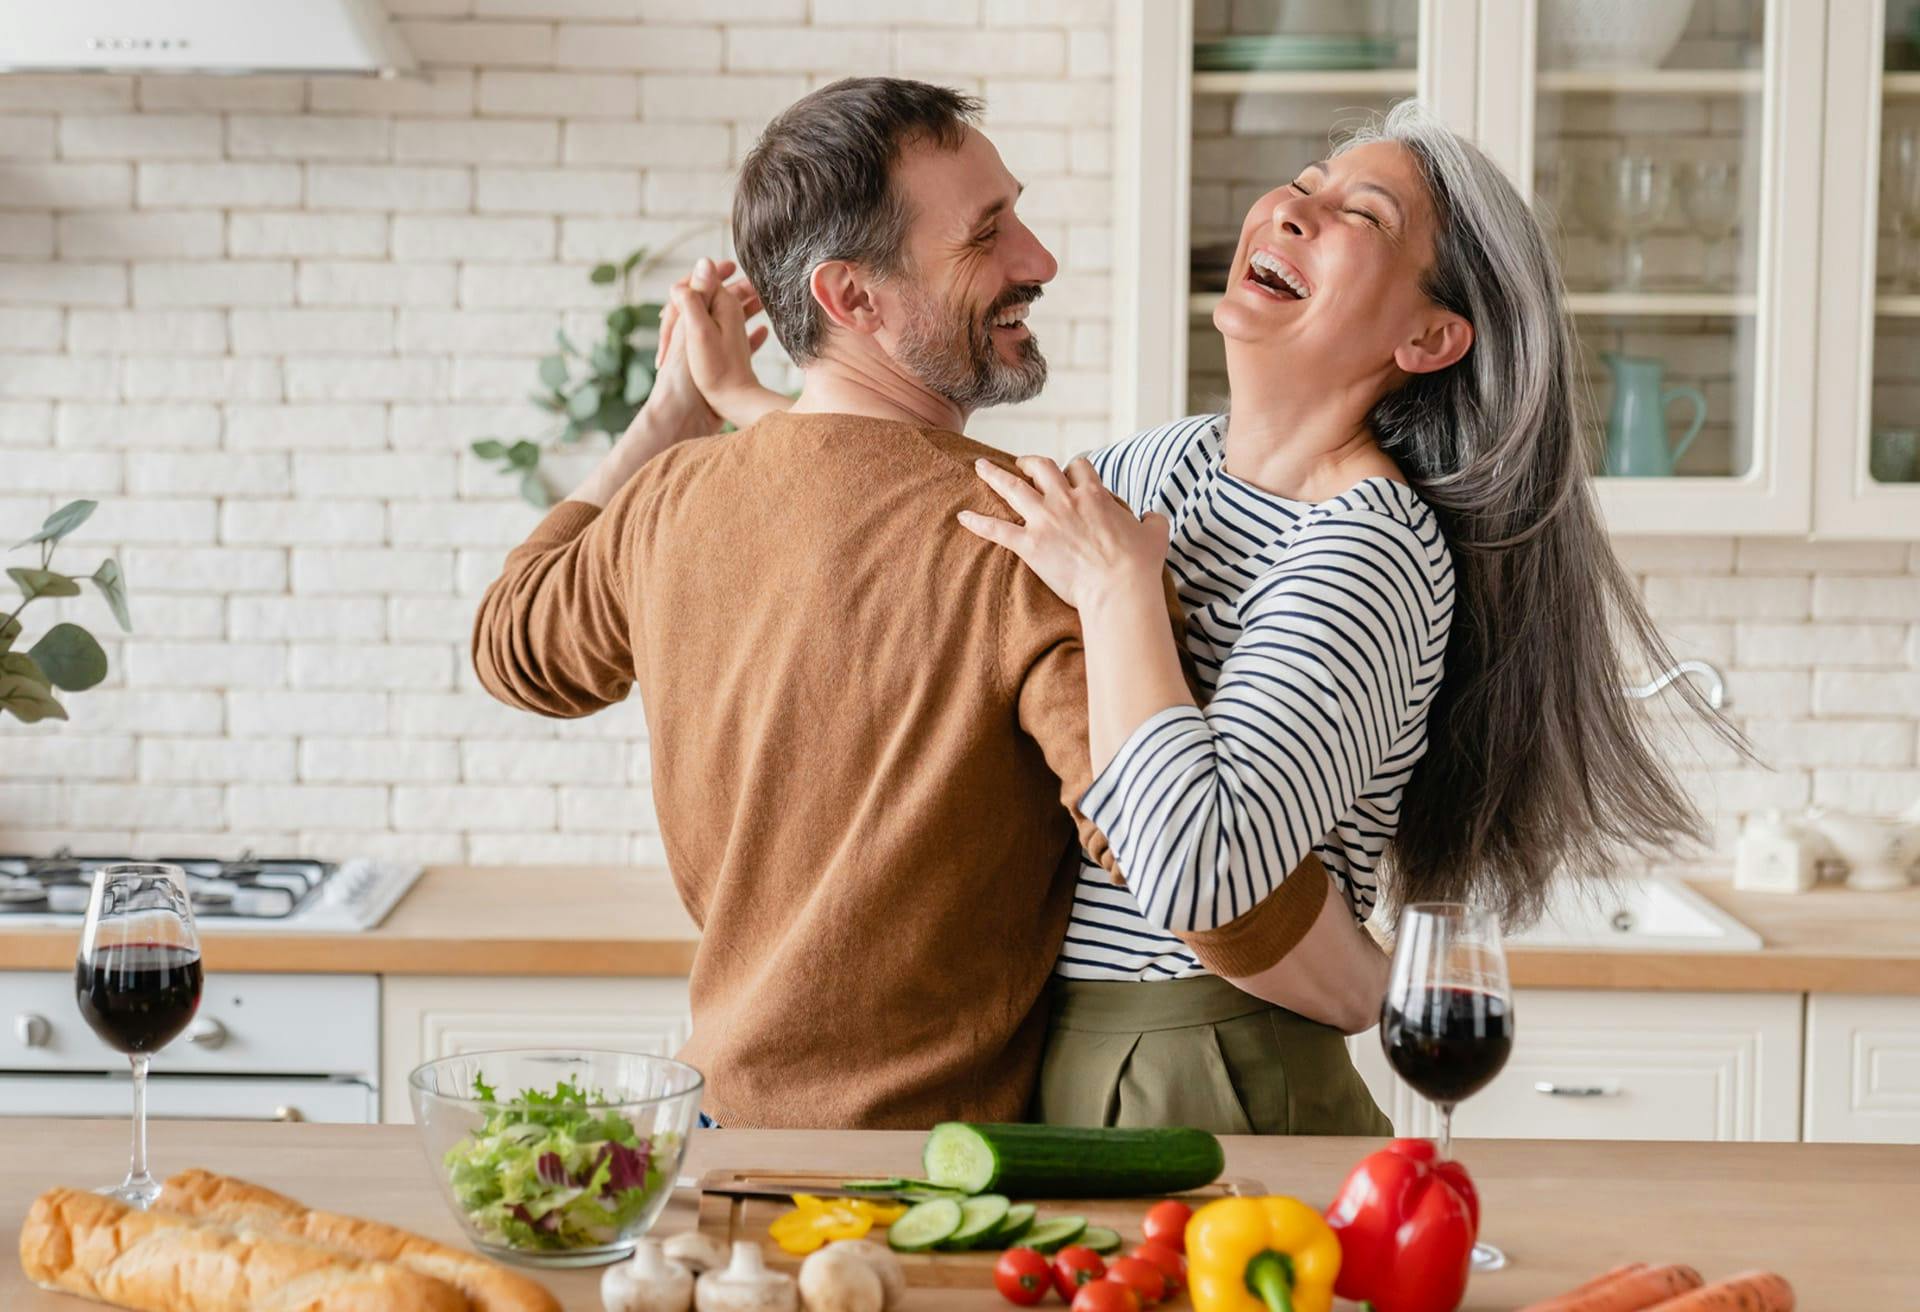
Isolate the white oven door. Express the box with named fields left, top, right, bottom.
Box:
left=0, top=1075, right=376, bottom=1124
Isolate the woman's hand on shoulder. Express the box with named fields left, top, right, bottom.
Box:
left=959, top=455, right=1170, bottom=614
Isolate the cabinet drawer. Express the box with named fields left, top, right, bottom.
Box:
left=1349, top=989, right=1803, bottom=1142
left=380, top=976, right=692, bottom=1123
left=1804, top=994, right=1920, bottom=1144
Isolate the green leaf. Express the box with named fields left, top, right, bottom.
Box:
left=472, top=438, right=509, bottom=461
left=1, top=651, right=49, bottom=686
left=633, top=303, right=663, bottom=330
left=14, top=499, right=97, bottom=549
left=606, top=305, right=638, bottom=337
left=566, top=386, right=602, bottom=422
left=589, top=340, right=620, bottom=377
left=0, top=614, right=18, bottom=653
left=0, top=672, right=66, bottom=723
left=519, top=471, right=553, bottom=509
left=507, top=440, right=542, bottom=470
left=621, top=247, right=649, bottom=274
left=90, top=559, right=131, bottom=633
left=530, top=389, right=565, bottom=413
left=554, top=328, right=580, bottom=357
left=589, top=263, right=618, bottom=285
left=559, top=420, right=585, bottom=445
left=537, top=354, right=569, bottom=390
left=623, top=358, right=655, bottom=405
left=26, top=622, right=106, bottom=692
left=8, top=567, right=80, bottom=600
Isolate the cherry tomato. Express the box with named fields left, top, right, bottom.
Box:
left=1128, top=1242, right=1186, bottom=1293
left=1071, top=1280, right=1141, bottom=1312
left=1141, top=1200, right=1193, bottom=1254
left=1103, top=1257, right=1167, bottom=1306
left=1052, top=1245, right=1107, bottom=1301
left=994, top=1248, right=1053, bottom=1306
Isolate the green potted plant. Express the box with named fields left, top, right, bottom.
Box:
left=471, top=246, right=667, bottom=509
left=2, top=499, right=131, bottom=724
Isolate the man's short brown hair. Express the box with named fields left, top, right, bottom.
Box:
left=733, top=77, right=983, bottom=365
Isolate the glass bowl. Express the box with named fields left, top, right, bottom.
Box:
left=409, top=1048, right=703, bottom=1268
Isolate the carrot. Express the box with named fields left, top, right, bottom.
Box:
left=1519, top=1262, right=1705, bottom=1312
left=1641, top=1270, right=1794, bottom=1312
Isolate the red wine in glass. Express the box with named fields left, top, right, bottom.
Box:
left=75, top=864, right=202, bottom=1209
left=1382, top=903, right=1513, bottom=1272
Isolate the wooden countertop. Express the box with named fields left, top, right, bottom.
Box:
left=4, top=1119, right=1914, bottom=1310
left=1, top=866, right=1916, bottom=992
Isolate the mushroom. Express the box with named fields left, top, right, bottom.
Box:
left=602, top=1238, right=695, bottom=1312
left=665, top=1232, right=731, bottom=1276
left=695, top=1241, right=799, bottom=1312
left=799, top=1241, right=904, bottom=1312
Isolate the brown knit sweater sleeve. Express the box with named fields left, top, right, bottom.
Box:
left=471, top=493, right=637, bottom=719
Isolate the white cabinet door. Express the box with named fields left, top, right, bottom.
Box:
left=380, top=976, right=692, bottom=1123
left=1349, top=989, right=1803, bottom=1141
left=1804, top=993, right=1920, bottom=1143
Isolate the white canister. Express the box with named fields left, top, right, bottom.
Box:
left=1733, top=809, right=1819, bottom=894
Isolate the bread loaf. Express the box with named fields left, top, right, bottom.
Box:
left=18, top=1185, right=469, bottom=1312
left=161, top=1168, right=560, bottom=1312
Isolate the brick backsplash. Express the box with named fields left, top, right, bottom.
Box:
left=4, top=2, right=1919, bottom=880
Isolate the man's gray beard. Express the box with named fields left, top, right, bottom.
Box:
left=893, top=283, right=1048, bottom=411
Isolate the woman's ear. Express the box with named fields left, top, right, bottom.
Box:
left=1394, top=311, right=1473, bottom=376
left=808, top=260, right=885, bottom=341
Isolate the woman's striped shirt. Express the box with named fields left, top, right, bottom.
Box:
left=1055, top=414, right=1455, bottom=981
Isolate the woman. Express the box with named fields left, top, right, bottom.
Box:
left=951, top=100, right=1721, bottom=1134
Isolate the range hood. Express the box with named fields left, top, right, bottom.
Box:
left=0, top=0, right=416, bottom=77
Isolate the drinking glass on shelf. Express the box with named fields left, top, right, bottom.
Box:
left=1889, top=126, right=1920, bottom=292
left=1680, top=160, right=1741, bottom=292
left=75, top=864, right=204, bottom=1208
left=1381, top=903, right=1513, bottom=1272
left=1578, top=154, right=1673, bottom=291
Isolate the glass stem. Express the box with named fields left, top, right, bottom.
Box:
left=1623, top=237, right=1645, bottom=291
left=127, top=1054, right=152, bottom=1190
left=1437, top=1102, right=1455, bottom=1160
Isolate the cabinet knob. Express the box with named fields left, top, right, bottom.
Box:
left=272, top=1105, right=304, bottom=1123
left=1534, top=1081, right=1620, bottom=1098
left=14, top=1013, right=50, bottom=1048
left=186, top=1017, right=227, bottom=1049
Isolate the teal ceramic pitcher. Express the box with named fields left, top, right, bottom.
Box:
left=1601, top=352, right=1707, bottom=477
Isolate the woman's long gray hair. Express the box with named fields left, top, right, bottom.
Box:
left=1339, top=101, right=1740, bottom=928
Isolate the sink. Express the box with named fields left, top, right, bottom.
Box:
left=1503, top=876, right=1761, bottom=951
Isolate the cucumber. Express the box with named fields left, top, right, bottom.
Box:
left=842, top=1178, right=908, bottom=1192
left=984, top=1203, right=1037, bottom=1249
left=937, top=1194, right=1011, bottom=1250
left=1021, top=1215, right=1087, bottom=1254
left=886, top=1197, right=964, bottom=1253
left=922, top=1123, right=1224, bottom=1198
left=1080, top=1226, right=1123, bottom=1256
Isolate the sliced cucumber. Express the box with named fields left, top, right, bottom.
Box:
left=938, top=1194, right=1011, bottom=1250
left=1080, top=1226, right=1123, bottom=1256
left=984, top=1203, right=1037, bottom=1249
left=886, top=1197, right=965, bottom=1253
left=922, top=1122, right=1224, bottom=1198
left=1021, top=1215, right=1088, bottom=1254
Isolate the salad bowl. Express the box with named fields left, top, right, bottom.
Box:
left=408, top=1048, right=704, bottom=1268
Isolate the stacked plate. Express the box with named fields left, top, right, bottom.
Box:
left=1193, top=35, right=1401, bottom=72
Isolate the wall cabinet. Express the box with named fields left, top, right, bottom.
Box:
left=1348, top=989, right=1805, bottom=1141
left=379, top=976, right=692, bottom=1123
left=1803, top=993, right=1920, bottom=1143
left=1114, top=0, right=1920, bottom=537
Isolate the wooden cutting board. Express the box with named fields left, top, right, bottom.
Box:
left=694, top=1170, right=1266, bottom=1288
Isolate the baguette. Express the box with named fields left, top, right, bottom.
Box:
left=19, top=1185, right=468, bottom=1312
left=161, top=1168, right=560, bottom=1312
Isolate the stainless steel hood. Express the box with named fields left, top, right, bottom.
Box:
left=0, top=0, right=416, bottom=77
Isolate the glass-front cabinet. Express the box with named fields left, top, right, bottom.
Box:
left=1814, top=0, right=1920, bottom=536
left=1115, top=0, right=1907, bottom=537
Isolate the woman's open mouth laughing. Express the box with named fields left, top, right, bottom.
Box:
left=1243, top=247, right=1312, bottom=302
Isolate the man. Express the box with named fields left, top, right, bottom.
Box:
left=472, top=79, right=1320, bottom=1129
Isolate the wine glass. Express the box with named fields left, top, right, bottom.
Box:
left=1381, top=903, right=1513, bottom=1272
left=1680, top=160, right=1741, bottom=291
left=75, top=864, right=204, bottom=1208
left=1579, top=154, right=1672, bottom=291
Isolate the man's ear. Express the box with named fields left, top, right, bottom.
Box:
left=808, top=259, right=885, bottom=341
left=1393, top=309, right=1473, bottom=376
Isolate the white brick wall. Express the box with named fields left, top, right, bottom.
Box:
left=6, top=3, right=1917, bottom=878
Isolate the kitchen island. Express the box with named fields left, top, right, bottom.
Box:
left=3, top=1118, right=1915, bottom=1309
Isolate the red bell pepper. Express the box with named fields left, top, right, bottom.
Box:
left=1323, top=1139, right=1477, bottom=1312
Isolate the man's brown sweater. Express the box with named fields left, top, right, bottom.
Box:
left=472, top=410, right=1326, bottom=1128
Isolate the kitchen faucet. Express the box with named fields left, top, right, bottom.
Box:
left=1622, top=659, right=1727, bottom=710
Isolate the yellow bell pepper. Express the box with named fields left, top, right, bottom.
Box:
left=1185, top=1196, right=1342, bottom=1312
left=768, top=1194, right=875, bottom=1255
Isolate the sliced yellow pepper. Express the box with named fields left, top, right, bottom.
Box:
left=1186, top=1196, right=1342, bottom=1312
left=769, top=1195, right=876, bottom=1255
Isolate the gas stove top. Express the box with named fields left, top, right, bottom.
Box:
left=0, top=851, right=422, bottom=932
